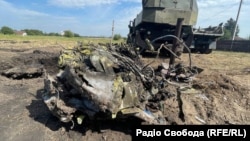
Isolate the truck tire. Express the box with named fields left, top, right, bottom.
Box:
left=199, top=45, right=212, bottom=54
left=199, top=48, right=212, bottom=54
left=205, top=49, right=212, bottom=54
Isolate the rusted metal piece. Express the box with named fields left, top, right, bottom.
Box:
left=169, top=18, right=184, bottom=67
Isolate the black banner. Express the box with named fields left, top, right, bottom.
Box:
left=132, top=125, right=250, bottom=141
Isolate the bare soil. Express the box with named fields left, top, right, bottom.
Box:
left=0, top=42, right=249, bottom=141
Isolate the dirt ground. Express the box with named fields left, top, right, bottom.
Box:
left=0, top=41, right=249, bottom=141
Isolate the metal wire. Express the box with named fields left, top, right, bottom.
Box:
left=151, top=35, right=192, bottom=68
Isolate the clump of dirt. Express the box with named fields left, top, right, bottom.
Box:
left=1, top=66, right=43, bottom=79
left=159, top=71, right=250, bottom=125
left=0, top=49, right=59, bottom=79
left=13, top=50, right=59, bottom=74
left=179, top=72, right=250, bottom=124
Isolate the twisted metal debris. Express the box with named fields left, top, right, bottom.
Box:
left=42, top=41, right=201, bottom=126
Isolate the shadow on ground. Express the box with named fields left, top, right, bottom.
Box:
left=26, top=89, right=139, bottom=137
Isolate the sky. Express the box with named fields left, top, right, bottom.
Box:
left=0, top=0, right=249, bottom=38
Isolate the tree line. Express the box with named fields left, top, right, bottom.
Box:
left=0, top=26, right=123, bottom=40
left=0, top=26, right=80, bottom=37
left=198, top=17, right=247, bottom=40
left=220, top=18, right=240, bottom=40
left=1, top=18, right=248, bottom=40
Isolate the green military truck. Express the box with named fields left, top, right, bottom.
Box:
left=127, top=0, right=224, bottom=55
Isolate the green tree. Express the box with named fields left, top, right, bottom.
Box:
left=64, top=30, right=74, bottom=38
left=23, top=29, right=44, bottom=35
left=0, top=26, right=14, bottom=34
left=222, top=18, right=239, bottom=40
left=47, top=32, right=60, bottom=36
left=113, top=34, right=122, bottom=40
left=74, top=33, right=81, bottom=37
left=220, top=30, right=231, bottom=40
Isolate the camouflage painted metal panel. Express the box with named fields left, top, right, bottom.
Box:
left=136, top=0, right=198, bottom=26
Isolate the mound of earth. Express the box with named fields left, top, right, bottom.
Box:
left=166, top=73, right=249, bottom=125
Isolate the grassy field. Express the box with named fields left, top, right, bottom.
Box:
left=0, top=34, right=125, bottom=49
left=176, top=50, right=250, bottom=78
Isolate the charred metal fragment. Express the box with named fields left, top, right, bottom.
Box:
left=42, top=41, right=202, bottom=126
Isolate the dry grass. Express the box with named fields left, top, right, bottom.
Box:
left=0, top=34, right=125, bottom=49
left=178, top=50, right=250, bottom=88
left=180, top=51, right=250, bottom=74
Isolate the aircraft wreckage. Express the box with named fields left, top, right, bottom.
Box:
left=42, top=41, right=202, bottom=125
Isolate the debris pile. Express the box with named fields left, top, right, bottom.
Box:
left=42, top=42, right=201, bottom=126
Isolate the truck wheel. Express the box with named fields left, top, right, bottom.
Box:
left=199, top=45, right=212, bottom=54
left=205, top=49, right=212, bottom=54
left=200, top=48, right=212, bottom=54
